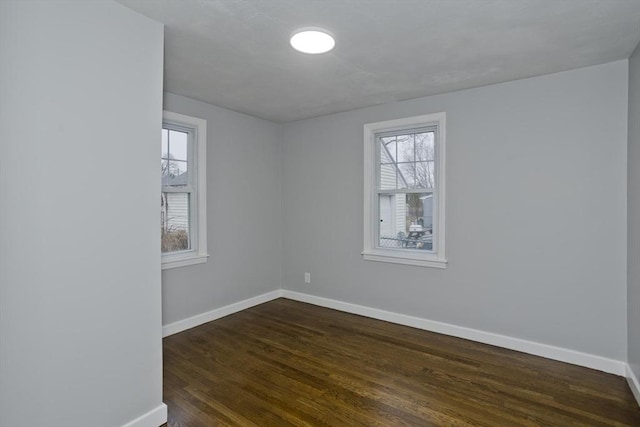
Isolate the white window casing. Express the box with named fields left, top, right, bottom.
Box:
left=362, top=112, right=447, bottom=268
left=161, top=110, right=208, bottom=269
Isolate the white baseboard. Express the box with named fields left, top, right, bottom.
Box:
left=121, top=404, right=167, bottom=427
left=281, top=290, right=626, bottom=376
left=627, top=364, right=640, bottom=406
left=162, top=289, right=283, bottom=337
left=161, top=288, right=626, bottom=376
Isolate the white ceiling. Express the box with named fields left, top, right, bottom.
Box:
left=118, top=0, right=640, bottom=123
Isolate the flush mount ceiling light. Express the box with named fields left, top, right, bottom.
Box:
left=290, top=28, right=335, bottom=54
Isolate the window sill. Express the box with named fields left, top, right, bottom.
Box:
left=362, top=249, right=447, bottom=269
left=161, top=253, right=209, bottom=270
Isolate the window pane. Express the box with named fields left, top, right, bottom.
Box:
left=380, top=143, right=393, bottom=164
left=171, top=160, right=187, bottom=175
left=168, top=130, right=188, bottom=161
left=162, top=129, right=168, bottom=157
left=379, top=163, right=396, bottom=190
left=162, top=160, right=188, bottom=187
left=380, top=137, right=397, bottom=162
left=415, top=132, right=434, bottom=161
left=397, top=162, right=414, bottom=189
left=161, top=159, right=170, bottom=179
left=378, top=192, right=433, bottom=251
left=396, top=134, right=414, bottom=163
left=161, top=192, right=190, bottom=253
left=415, top=161, right=435, bottom=188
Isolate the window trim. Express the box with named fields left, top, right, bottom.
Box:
left=362, top=112, right=447, bottom=268
left=161, top=110, right=208, bottom=270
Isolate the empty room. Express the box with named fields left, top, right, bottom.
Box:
left=2, top=0, right=640, bottom=426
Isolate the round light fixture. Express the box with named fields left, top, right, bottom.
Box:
left=290, top=28, right=335, bottom=54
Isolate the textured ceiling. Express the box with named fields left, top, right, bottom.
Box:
left=118, top=0, right=640, bottom=123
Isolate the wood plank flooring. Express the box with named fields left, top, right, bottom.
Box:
left=162, top=298, right=640, bottom=426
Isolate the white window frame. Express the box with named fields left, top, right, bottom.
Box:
left=362, top=112, right=447, bottom=268
left=161, top=110, right=208, bottom=270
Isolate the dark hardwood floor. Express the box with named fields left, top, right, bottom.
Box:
left=162, top=298, right=640, bottom=426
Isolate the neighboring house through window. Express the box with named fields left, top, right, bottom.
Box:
left=362, top=112, right=447, bottom=268
left=161, top=111, right=208, bottom=269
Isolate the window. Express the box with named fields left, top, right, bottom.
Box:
left=362, top=113, right=447, bottom=268
left=161, top=111, right=208, bottom=269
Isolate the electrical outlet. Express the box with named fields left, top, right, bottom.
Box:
left=304, top=272, right=311, bottom=284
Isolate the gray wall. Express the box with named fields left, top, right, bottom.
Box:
left=0, top=1, right=165, bottom=426
left=161, top=93, right=282, bottom=325
left=281, top=61, right=629, bottom=360
left=629, top=43, right=640, bottom=378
